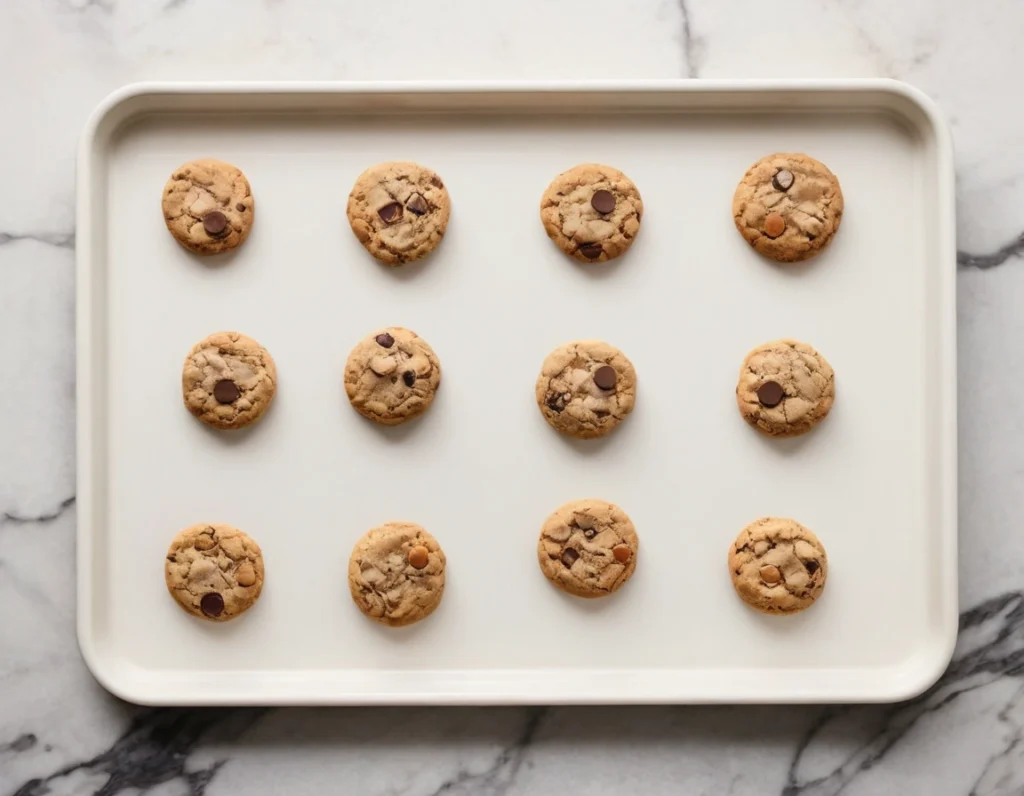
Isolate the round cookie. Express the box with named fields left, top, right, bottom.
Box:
left=346, top=161, right=451, bottom=265
left=161, top=159, right=254, bottom=255
left=182, top=331, right=277, bottom=430
left=347, top=522, right=446, bottom=627
left=535, top=340, right=636, bottom=439
left=728, top=517, right=828, bottom=614
left=736, top=339, right=834, bottom=438
left=344, top=327, right=441, bottom=425
left=165, top=523, right=265, bottom=621
left=540, top=163, right=643, bottom=263
left=732, top=153, right=843, bottom=262
left=537, top=499, right=639, bottom=598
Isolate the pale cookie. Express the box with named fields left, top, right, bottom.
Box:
left=182, top=331, right=277, bottom=430
left=537, top=499, right=638, bottom=598
left=344, top=327, right=441, bottom=425
left=732, top=153, right=843, bottom=262
left=162, top=159, right=254, bottom=255
left=346, top=161, right=451, bottom=265
left=540, top=163, right=643, bottom=262
left=536, top=340, right=636, bottom=439
left=348, top=522, right=446, bottom=627
left=728, top=517, right=827, bottom=614
left=165, top=523, right=265, bottom=621
left=736, top=339, right=834, bottom=438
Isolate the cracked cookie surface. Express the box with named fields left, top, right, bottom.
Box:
left=728, top=517, right=827, bottom=614
left=165, top=523, right=265, bottom=621
left=348, top=522, right=446, bottom=627
left=344, top=326, right=441, bottom=425
left=537, top=499, right=638, bottom=598
left=540, top=163, right=643, bottom=263
left=536, top=340, right=636, bottom=439
left=736, top=339, right=834, bottom=438
left=346, top=161, right=451, bottom=265
left=732, top=153, right=843, bottom=262
left=162, top=159, right=254, bottom=255
left=182, top=331, right=277, bottom=430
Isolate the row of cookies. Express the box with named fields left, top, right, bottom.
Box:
left=164, top=505, right=828, bottom=625
left=183, top=330, right=834, bottom=439
left=161, top=153, right=843, bottom=266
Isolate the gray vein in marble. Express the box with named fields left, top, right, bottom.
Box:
left=425, top=708, right=548, bottom=796
left=10, top=708, right=265, bottom=796
left=1, top=496, right=76, bottom=527
left=0, top=735, right=37, bottom=755
left=675, top=0, right=701, bottom=78
left=0, top=232, right=75, bottom=250
left=958, top=232, right=1024, bottom=269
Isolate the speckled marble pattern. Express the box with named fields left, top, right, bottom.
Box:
left=2, top=1, right=1024, bottom=794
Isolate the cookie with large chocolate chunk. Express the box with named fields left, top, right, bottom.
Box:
left=162, top=159, right=254, bottom=255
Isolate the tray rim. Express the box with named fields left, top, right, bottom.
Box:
left=76, top=79, right=958, bottom=706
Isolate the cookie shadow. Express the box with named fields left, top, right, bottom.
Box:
left=566, top=249, right=634, bottom=280
left=550, top=585, right=625, bottom=615
left=374, top=250, right=437, bottom=282
left=747, top=425, right=817, bottom=458
left=358, top=413, right=432, bottom=443
left=193, top=246, right=243, bottom=270
left=194, top=408, right=275, bottom=446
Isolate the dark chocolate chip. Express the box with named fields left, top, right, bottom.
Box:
left=578, top=242, right=603, bottom=259
left=406, top=193, right=428, bottom=215
left=772, top=169, right=795, bottom=192
left=375, top=332, right=395, bottom=348
left=593, top=365, right=617, bottom=391
left=546, top=393, right=567, bottom=412
left=591, top=189, right=616, bottom=214
left=235, top=202, right=246, bottom=212
left=377, top=202, right=403, bottom=223
left=200, top=592, right=224, bottom=617
left=402, top=370, right=416, bottom=387
left=805, top=560, right=820, bottom=574
left=213, top=379, right=241, bottom=404
left=202, top=211, right=228, bottom=237
left=561, top=548, right=580, bottom=568
left=757, top=380, right=785, bottom=408
left=430, top=175, right=444, bottom=188
left=583, top=528, right=596, bottom=539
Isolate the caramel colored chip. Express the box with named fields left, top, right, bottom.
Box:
left=759, top=564, right=781, bottom=584
left=613, top=544, right=632, bottom=564
left=408, top=545, right=429, bottom=569
left=764, top=212, right=786, bottom=239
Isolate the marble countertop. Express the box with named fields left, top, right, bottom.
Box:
left=2, top=1, right=1024, bottom=794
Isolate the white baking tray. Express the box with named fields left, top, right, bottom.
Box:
left=76, top=80, right=957, bottom=705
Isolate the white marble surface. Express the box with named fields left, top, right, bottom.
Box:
left=2, top=0, right=1023, bottom=793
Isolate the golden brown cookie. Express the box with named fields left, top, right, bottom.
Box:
left=182, top=331, right=277, bottom=430
left=347, top=522, right=446, bottom=627
left=540, top=163, right=643, bottom=262
left=728, top=517, right=828, bottom=614
left=343, top=327, right=441, bottom=425
left=732, top=153, right=843, bottom=262
left=736, top=339, right=834, bottom=437
left=161, top=159, right=254, bottom=255
left=346, top=161, right=451, bottom=265
left=535, top=340, right=636, bottom=439
left=537, top=499, right=639, bottom=598
left=165, top=523, right=265, bottom=621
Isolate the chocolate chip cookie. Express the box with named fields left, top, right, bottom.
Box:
left=736, top=339, right=834, bottom=437
left=732, top=153, right=843, bottom=262
left=165, top=523, right=265, bottom=621
left=728, top=517, right=828, bottom=614
left=343, top=327, right=441, bottom=425
left=182, top=331, right=277, bottom=430
left=537, top=499, right=639, bottom=598
left=540, top=163, right=643, bottom=262
left=536, top=340, right=636, bottom=439
left=348, top=522, right=446, bottom=627
left=161, top=159, right=254, bottom=255
left=346, top=161, right=451, bottom=265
